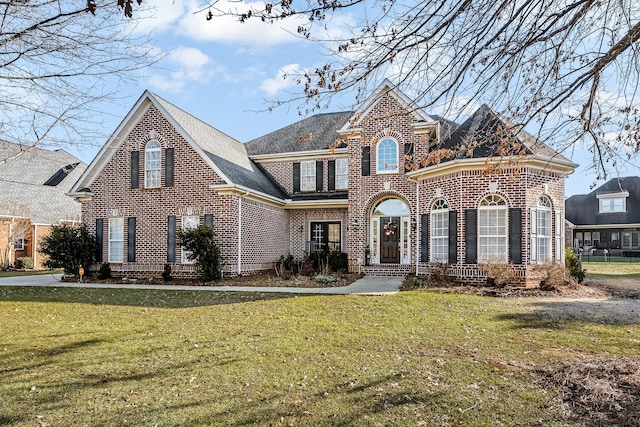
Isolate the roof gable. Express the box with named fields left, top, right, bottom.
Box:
left=339, top=79, right=436, bottom=133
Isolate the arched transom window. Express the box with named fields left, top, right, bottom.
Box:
left=431, top=199, right=449, bottom=262
left=376, top=138, right=399, bottom=174
left=478, top=194, right=508, bottom=261
left=145, top=140, right=161, bottom=188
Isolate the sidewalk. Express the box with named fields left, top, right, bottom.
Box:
left=0, top=274, right=403, bottom=296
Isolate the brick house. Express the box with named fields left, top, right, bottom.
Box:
left=0, top=141, right=86, bottom=269
left=69, top=80, right=577, bottom=284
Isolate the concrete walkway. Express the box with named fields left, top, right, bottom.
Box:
left=0, top=274, right=403, bottom=295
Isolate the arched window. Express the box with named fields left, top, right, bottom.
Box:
left=431, top=199, right=449, bottom=262
left=536, top=196, right=552, bottom=262
left=376, top=138, right=398, bottom=174
left=478, top=194, right=508, bottom=262
left=145, top=140, right=161, bottom=188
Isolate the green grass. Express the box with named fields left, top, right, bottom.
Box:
left=584, top=261, right=640, bottom=278
left=1, top=287, right=637, bottom=426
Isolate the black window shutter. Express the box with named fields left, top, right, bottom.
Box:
left=204, top=214, right=213, bottom=228
left=448, top=210, right=458, bottom=264
left=509, top=208, right=522, bottom=264
left=130, top=151, right=139, bottom=189
left=361, top=147, right=370, bottom=176
left=95, top=219, right=103, bottom=262
left=327, top=160, right=336, bottom=191
left=420, top=214, right=429, bottom=262
left=315, top=161, right=323, bottom=192
left=404, top=143, right=414, bottom=172
left=165, top=148, right=174, bottom=187
left=127, top=217, right=136, bottom=263
left=465, top=209, right=477, bottom=264
left=167, top=215, right=176, bottom=263
left=293, top=163, right=301, bottom=193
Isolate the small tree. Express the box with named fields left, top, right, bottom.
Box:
left=39, top=224, right=98, bottom=276
left=178, top=225, right=223, bottom=282
left=565, top=247, right=586, bottom=284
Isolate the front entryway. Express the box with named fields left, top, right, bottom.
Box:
left=380, top=216, right=400, bottom=263
left=370, top=198, right=411, bottom=265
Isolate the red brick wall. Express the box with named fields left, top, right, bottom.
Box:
left=257, top=155, right=348, bottom=194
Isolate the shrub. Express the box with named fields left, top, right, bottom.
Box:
left=96, top=262, right=112, bottom=280
left=162, top=264, right=172, bottom=281
left=39, top=224, right=98, bottom=275
left=479, top=258, right=515, bottom=287
left=17, top=257, right=33, bottom=269
left=404, top=275, right=426, bottom=289
left=565, top=247, right=586, bottom=284
left=327, top=251, right=348, bottom=272
left=178, top=225, right=223, bottom=282
left=307, top=250, right=347, bottom=275
left=315, top=274, right=336, bottom=284
left=532, top=262, right=571, bottom=290
left=275, top=253, right=297, bottom=279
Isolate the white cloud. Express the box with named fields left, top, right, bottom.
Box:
left=148, top=46, right=223, bottom=94
left=259, top=64, right=305, bottom=96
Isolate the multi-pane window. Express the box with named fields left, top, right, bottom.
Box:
left=335, top=158, right=349, bottom=190
left=599, top=197, right=625, bottom=213
left=145, top=140, right=161, bottom=188
left=108, top=218, right=124, bottom=263
left=536, top=196, right=552, bottom=262
left=181, top=216, right=199, bottom=263
left=376, top=138, right=398, bottom=173
left=14, top=237, right=24, bottom=250
left=300, top=160, right=316, bottom=191
left=430, top=199, right=449, bottom=262
left=478, top=194, right=508, bottom=262
left=310, top=222, right=341, bottom=251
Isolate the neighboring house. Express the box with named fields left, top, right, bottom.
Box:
left=0, top=141, right=86, bottom=268
left=68, top=80, right=577, bottom=284
left=565, top=176, right=640, bottom=253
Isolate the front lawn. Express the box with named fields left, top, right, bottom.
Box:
left=0, top=287, right=637, bottom=426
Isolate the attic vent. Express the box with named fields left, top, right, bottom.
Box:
left=44, top=162, right=79, bottom=186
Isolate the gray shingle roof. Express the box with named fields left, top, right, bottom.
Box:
left=0, top=141, right=86, bottom=224
left=245, top=111, right=353, bottom=155
left=437, top=105, right=565, bottom=160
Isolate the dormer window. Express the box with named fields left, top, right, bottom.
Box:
left=597, top=192, right=628, bottom=213
left=376, top=138, right=399, bottom=174
left=145, top=140, right=161, bottom=188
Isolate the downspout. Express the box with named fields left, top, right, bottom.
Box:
left=415, top=182, right=420, bottom=275
left=32, top=224, right=38, bottom=269
left=237, top=190, right=250, bottom=276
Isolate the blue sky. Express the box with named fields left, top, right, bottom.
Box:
left=66, top=0, right=622, bottom=198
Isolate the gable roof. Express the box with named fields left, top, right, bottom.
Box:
left=0, top=141, right=86, bottom=224
left=566, top=176, right=640, bottom=226
left=70, top=91, right=285, bottom=200
left=439, top=104, right=565, bottom=160
left=245, top=111, right=353, bottom=155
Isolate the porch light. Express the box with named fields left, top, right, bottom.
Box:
left=411, top=218, right=417, bottom=229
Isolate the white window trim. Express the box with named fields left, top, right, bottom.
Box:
left=181, top=216, right=200, bottom=264
left=108, top=217, right=124, bottom=263
left=536, top=201, right=552, bottom=263
left=478, top=196, right=508, bottom=263
left=144, top=140, right=161, bottom=189
left=300, top=160, right=316, bottom=192
left=335, top=158, right=349, bottom=190
left=430, top=200, right=449, bottom=263
left=376, top=138, right=399, bottom=174
left=14, top=237, right=25, bottom=250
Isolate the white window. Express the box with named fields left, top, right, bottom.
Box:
left=108, top=218, right=124, bottom=263
left=478, top=194, right=508, bottom=262
left=597, top=192, right=628, bottom=213
left=430, top=199, right=449, bottom=262
left=376, top=138, right=398, bottom=174
left=14, top=237, right=24, bottom=250
left=536, top=196, right=552, bottom=262
left=181, top=216, right=199, bottom=263
left=335, top=158, right=349, bottom=190
left=300, top=160, right=316, bottom=192
left=145, top=140, right=161, bottom=188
